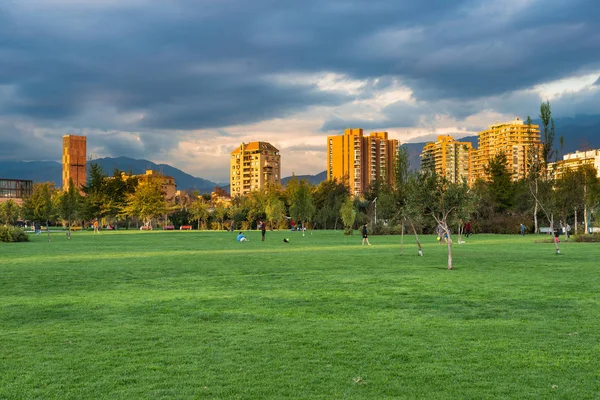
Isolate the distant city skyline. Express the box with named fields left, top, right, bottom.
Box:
left=1, top=1, right=599, bottom=182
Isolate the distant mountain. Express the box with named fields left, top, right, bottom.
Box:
left=0, top=156, right=220, bottom=193
left=92, top=157, right=219, bottom=193
left=281, top=170, right=327, bottom=186
left=219, top=171, right=327, bottom=194
left=0, top=161, right=63, bottom=185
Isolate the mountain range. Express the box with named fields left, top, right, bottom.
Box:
left=1, top=115, right=598, bottom=191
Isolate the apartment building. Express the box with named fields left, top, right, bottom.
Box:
left=420, top=135, right=472, bottom=184
left=327, top=129, right=399, bottom=197
left=471, top=117, right=541, bottom=183
left=230, top=142, right=281, bottom=196
left=62, top=135, right=87, bottom=191
left=549, top=149, right=600, bottom=180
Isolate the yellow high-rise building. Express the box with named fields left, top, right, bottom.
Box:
left=230, top=141, right=281, bottom=196
left=471, top=117, right=541, bottom=183
left=327, top=129, right=399, bottom=197
left=549, top=149, right=600, bottom=180
left=420, top=135, right=472, bottom=184
left=62, top=135, right=87, bottom=191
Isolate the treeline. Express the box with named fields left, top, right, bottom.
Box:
left=3, top=103, right=600, bottom=242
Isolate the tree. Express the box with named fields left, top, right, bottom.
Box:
left=0, top=199, right=20, bottom=226
left=123, top=180, right=168, bottom=228
left=414, top=172, right=472, bottom=269
left=340, top=197, right=356, bottom=235
left=81, top=162, right=110, bottom=222
left=265, top=196, right=285, bottom=230
left=103, top=169, right=138, bottom=227
left=539, top=100, right=556, bottom=175
left=400, top=173, right=425, bottom=256
left=484, top=153, right=514, bottom=213
left=526, top=115, right=543, bottom=233
left=313, top=179, right=349, bottom=229
left=57, top=178, right=82, bottom=236
left=289, top=179, right=315, bottom=236
left=213, top=204, right=228, bottom=230
left=189, top=197, right=209, bottom=230
left=21, top=182, right=57, bottom=241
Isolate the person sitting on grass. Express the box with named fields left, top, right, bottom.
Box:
left=236, top=232, right=249, bottom=242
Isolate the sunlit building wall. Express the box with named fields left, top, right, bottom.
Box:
left=327, top=129, right=399, bottom=197
left=230, top=142, right=281, bottom=197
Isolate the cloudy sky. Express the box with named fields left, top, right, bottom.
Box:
left=1, top=0, right=599, bottom=182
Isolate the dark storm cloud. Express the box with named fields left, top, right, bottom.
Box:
left=1, top=0, right=600, bottom=139
left=0, top=121, right=61, bottom=161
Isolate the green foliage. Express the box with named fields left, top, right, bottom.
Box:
left=484, top=153, right=514, bottom=213
left=265, top=196, right=285, bottom=229
left=0, top=199, right=20, bottom=226
left=573, top=233, right=600, bottom=242
left=539, top=100, right=556, bottom=167
left=123, top=180, right=168, bottom=227
left=0, top=226, right=29, bottom=242
left=313, top=179, right=349, bottom=229
left=21, top=182, right=58, bottom=223
left=289, top=179, right=315, bottom=228
left=57, top=178, right=82, bottom=228
left=189, top=197, right=209, bottom=230
left=340, top=197, right=356, bottom=235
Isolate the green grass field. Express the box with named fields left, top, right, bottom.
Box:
left=1, top=230, right=599, bottom=399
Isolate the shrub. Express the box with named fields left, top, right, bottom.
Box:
left=573, top=234, right=600, bottom=243
left=0, top=226, right=29, bottom=243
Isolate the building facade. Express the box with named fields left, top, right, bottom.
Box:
left=420, top=135, right=472, bottom=184
left=471, top=117, right=541, bottom=183
left=62, top=135, right=87, bottom=191
left=327, top=129, right=399, bottom=197
left=549, top=149, right=600, bottom=180
left=230, top=142, right=281, bottom=196
left=0, top=178, right=33, bottom=205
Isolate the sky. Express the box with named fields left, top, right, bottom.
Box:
left=1, top=0, right=599, bottom=183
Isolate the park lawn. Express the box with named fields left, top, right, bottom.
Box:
left=1, top=230, right=599, bottom=399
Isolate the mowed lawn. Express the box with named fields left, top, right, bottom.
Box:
left=1, top=230, right=599, bottom=399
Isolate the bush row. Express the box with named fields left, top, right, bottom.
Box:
left=0, top=226, right=29, bottom=243
left=572, top=234, right=600, bottom=242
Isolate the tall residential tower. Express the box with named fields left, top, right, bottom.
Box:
left=327, top=129, right=399, bottom=197
left=230, top=141, right=281, bottom=196
left=62, top=135, right=87, bottom=191
left=420, top=135, right=472, bottom=183
left=471, top=117, right=541, bottom=183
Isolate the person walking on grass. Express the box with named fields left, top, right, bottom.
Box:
left=362, top=223, right=371, bottom=246
left=260, top=220, right=266, bottom=242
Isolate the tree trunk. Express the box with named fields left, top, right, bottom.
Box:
left=534, top=180, right=539, bottom=233
left=198, top=218, right=201, bottom=231
left=550, top=216, right=561, bottom=254
left=408, top=218, right=423, bottom=256
left=46, top=221, right=51, bottom=242
left=302, top=220, right=305, bottom=237
left=574, top=207, right=578, bottom=235
left=584, top=204, right=589, bottom=235
left=400, top=222, right=404, bottom=254
left=447, top=235, right=453, bottom=270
